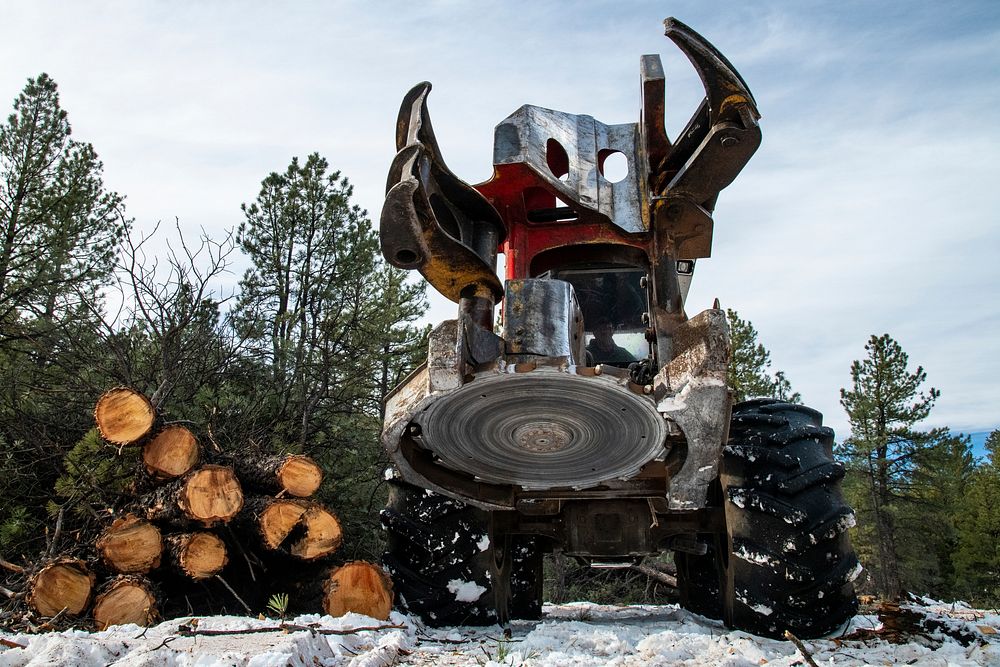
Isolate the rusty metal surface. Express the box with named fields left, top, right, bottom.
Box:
left=490, top=105, right=645, bottom=233
left=642, top=18, right=761, bottom=272
left=653, top=308, right=732, bottom=509
left=426, top=320, right=463, bottom=393
left=381, top=83, right=505, bottom=304
left=503, top=279, right=584, bottom=362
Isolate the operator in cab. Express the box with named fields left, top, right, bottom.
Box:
left=586, top=317, right=636, bottom=366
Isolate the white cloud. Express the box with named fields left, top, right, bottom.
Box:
left=1, top=0, right=997, bottom=437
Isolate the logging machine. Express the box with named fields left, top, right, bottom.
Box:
left=378, top=18, right=859, bottom=638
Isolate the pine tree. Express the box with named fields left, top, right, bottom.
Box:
left=235, top=154, right=426, bottom=558
left=726, top=308, right=800, bottom=403
left=839, top=333, right=940, bottom=600
left=0, top=73, right=126, bottom=336
left=0, top=74, right=128, bottom=557
left=954, top=430, right=1000, bottom=605
left=235, top=153, right=425, bottom=446
left=897, top=431, right=973, bottom=597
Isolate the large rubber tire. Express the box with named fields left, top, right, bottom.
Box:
left=509, top=536, right=544, bottom=621
left=720, top=399, right=860, bottom=638
left=380, top=480, right=542, bottom=626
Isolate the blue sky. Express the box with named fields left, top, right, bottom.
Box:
left=1, top=1, right=998, bottom=444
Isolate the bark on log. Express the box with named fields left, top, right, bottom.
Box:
left=92, top=575, right=158, bottom=630
left=164, top=532, right=228, bottom=580
left=228, top=453, right=323, bottom=497
left=322, top=561, right=394, bottom=620
left=27, top=557, right=95, bottom=617
left=143, top=425, right=200, bottom=479
left=96, top=514, right=162, bottom=574
left=143, top=464, right=244, bottom=527
left=241, top=497, right=342, bottom=560
left=629, top=563, right=678, bottom=588
left=94, top=387, right=155, bottom=445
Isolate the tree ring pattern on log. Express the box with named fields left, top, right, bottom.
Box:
left=277, top=455, right=323, bottom=497
left=27, top=558, right=95, bottom=617
left=166, top=532, right=227, bottom=580
left=323, top=561, right=393, bottom=620
left=94, top=387, right=155, bottom=445
left=93, top=576, right=158, bottom=630
left=96, top=514, right=162, bottom=574
left=143, top=425, right=199, bottom=478
left=179, top=465, right=244, bottom=526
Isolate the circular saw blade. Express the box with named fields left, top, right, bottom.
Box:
left=417, top=371, right=667, bottom=490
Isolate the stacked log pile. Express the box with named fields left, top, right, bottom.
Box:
left=8, top=387, right=393, bottom=631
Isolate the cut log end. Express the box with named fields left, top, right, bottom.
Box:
left=167, top=532, right=228, bottom=580
left=323, top=561, right=393, bottom=620
left=27, top=558, right=95, bottom=617
left=96, top=514, right=162, bottom=574
left=259, top=500, right=309, bottom=549
left=143, top=425, right=199, bottom=479
left=93, top=577, right=158, bottom=630
left=248, top=499, right=342, bottom=560
left=278, top=455, right=323, bottom=497
left=291, top=505, right=342, bottom=561
left=94, top=387, right=155, bottom=445
left=180, top=465, right=244, bottom=526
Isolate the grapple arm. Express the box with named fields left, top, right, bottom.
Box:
left=381, top=82, right=505, bottom=305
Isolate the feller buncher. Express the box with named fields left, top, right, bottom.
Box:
left=378, top=18, right=859, bottom=638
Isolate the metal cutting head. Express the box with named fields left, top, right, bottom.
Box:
left=415, top=371, right=667, bottom=490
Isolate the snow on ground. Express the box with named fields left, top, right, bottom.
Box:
left=1, top=601, right=998, bottom=666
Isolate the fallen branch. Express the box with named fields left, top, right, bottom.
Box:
left=629, top=563, right=678, bottom=588
left=44, top=507, right=65, bottom=559
left=176, top=622, right=406, bottom=637
left=0, top=558, right=24, bottom=574
left=417, top=630, right=473, bottom=645
left=646, top=560, right=677, bottom=576
left=150, top=636, right=177, bottom=651
left=1, top=638, right=27, bottom=649
left=783, top=630, right=819, bottom=667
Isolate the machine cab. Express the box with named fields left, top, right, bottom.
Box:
left=551, top=267, right=650, bottom=368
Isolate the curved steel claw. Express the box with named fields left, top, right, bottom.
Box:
left=647, top=17, right=763, bottom=261
left=664, top=17, right=758, bottom=128
left=381, top=82, right=505, bottom=304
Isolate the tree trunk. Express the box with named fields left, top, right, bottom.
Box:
left=142, top=465, right=244, bottom=527
left=94, top=387, right=156, bottom=445
left=552, top=552, right=567, bottom=603
left=96, top=514, right=162, bottom=574
left=142, top=425, right=200, bottom=479
left=227, top=453, right=323, bottom=498
left=869, top=452, right=903, bottom=600
left=322, top=561, right=394, bottom=620
left=92, top=575, right=158, bottom=630
left=27, top=557, right=95, bottom=617
left=240, top=497, right=342, bottom=560
left=164, top=532, right=228, bottom=580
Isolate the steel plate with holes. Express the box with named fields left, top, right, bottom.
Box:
left=416, top=371, right=667, bottom=490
